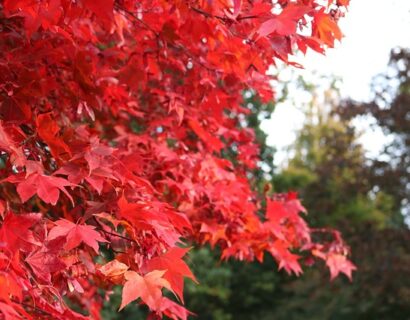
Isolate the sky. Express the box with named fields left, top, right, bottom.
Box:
left=263, top=0, right=410, bottom=167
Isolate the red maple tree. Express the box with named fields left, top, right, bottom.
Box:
left=0, top=1, right=355, bottom=319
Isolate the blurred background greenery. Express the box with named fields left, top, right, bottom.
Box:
left=103, top=48, right=410, bottom=320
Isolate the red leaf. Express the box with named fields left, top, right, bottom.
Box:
left=17, top=173, right=75, bottom=205
left=268, top=241, right=302, bottom=276
left=0, top=301, right=24, bottom=320
left=188, top=119, right=224, bottom=153
left=36, top=113, right=71, bottom=159
left=0, top=212, right=41, bottom=253
left=326, top=253, right=357, bottom=281
left=337, top=0, right=350, bottom=6
left=266, top=199, right=289, bottom=222
left=120, top=270, right=171, bottom=311
left=3, top=0, right=30, bottom=12
left=257, top=5, right=311, bottom=38
left=225, top=0, right=242, bottom=19
left=0, top=98, right=31, bottom=124
left=233, top=0, right=242, bottom=18
left=82, top=0, right=114, bottom=21
left=25, top=245, right=66, bottom=282
left=48, top=219, right=107, bottom=254
left=143, top=247, right=197, bottom=302
left=0, top=274, right=23, bottom=303
left=159, top=297, right=194, bottom=320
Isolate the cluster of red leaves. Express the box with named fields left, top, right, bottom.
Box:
left=0, top=0, right=355, bottom=319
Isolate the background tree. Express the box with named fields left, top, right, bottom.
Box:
left=270, top=69, right=410, bottom=319
left=274, top=79, right=394, bottom=228
left=338, top=47, right=410, bottom=220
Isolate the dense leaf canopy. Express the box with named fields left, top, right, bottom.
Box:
left=0, top=1, right=353, bottom=318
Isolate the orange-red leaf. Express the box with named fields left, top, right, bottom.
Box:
left=98, top=259, right=129, bottom=284
left=143, top=247, right=197, bottom=302
left=313, top=10, right=342, bottom=47
left=120, top=270, right=171, bottom=311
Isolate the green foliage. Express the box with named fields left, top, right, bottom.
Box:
left=185, top=247, right=233, bottom=320
left=273, top=109, right=396, bottom=228
left=338, top=48, right=410, bottom=219
left=185, top=246, right=290, bottom=320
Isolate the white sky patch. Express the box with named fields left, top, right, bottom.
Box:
left=263, top=0, right=410, bottom=168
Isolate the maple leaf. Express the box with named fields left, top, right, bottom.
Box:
left=0, top=122, right=14, bottom=153
left=142, top=247, right=197, bottom=302
left=159, top=297, right=194, bottom=320
left=264, top=199, right=294, bottom=240
left=83, top=137, right=114, bottom=173
left=0, top=212, right=41, bottom=253
left=82, top=0, right=114, bottom=21
left=120, top=270, right=172, bottom=311
left=0, top=122, right=26, bottom=167
left=200, top=222, right=227, bottom=248
left=118, top=196, right=184, bottom=246
left=337, top=0, right=350, bottom=6
left=326, top=253, right=357, bottom=281
left=313, top=10, right=343, bottom=47
left=25, top=245, right=66, bottom=282
left=268, top=241, right=303, bottom=276
left=225, top=0, right=242, bottom=20
left=188, top=119, right=224, bottom=153
left=56, top=161, right=112, bottom=195
left=266, top=199, right=290, bottom=222
left=17, top=173, right=75, bottom=205
left=48, top=219, right=107, bottom=254
left=0, top=274, right=22, bottom=303
left=0, top=98, right=32, bottom=124
left=256, top=5, right=311, bottom=39
left=0, top=301, right=23, bottom=320
left=4, top=0, right=63, bottom=36
left=93, top=212, right=122, bottom=229
left=98, top=259, right=129, bottom=284
left=36, top=113, right=71, bottom=160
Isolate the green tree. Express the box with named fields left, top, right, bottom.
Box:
left=273, top=81, right=396, bottom=229
left=269, top=75, right=410, bottom=319
left=338, top=47, right=410, bottom=221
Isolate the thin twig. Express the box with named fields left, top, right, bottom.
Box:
left=11, top=298, right=53, bottom=317
left=114, top=3, right=159, bottom=37
left=93, top=216, right=139, bottom=244
left=237, top=15, right=258, bottom=21
left=190, top=6, right=224, bottom=21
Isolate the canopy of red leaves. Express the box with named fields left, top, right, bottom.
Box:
left=0, top=1, right=354, bottom=319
